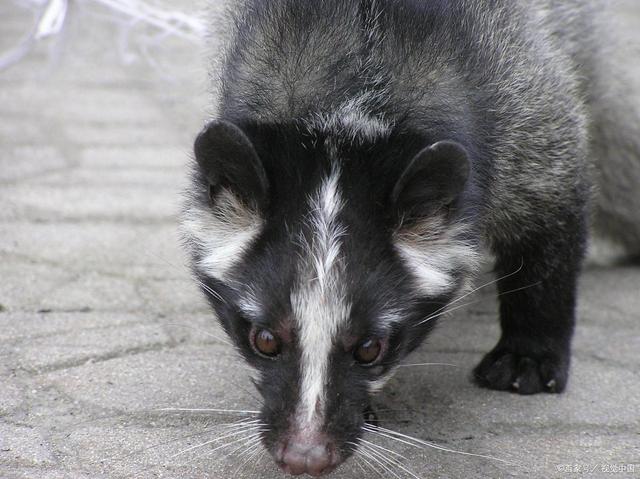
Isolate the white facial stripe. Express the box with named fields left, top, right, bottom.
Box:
left=181, top=188, right=263, bottom=280
left=395, top=243, right=457, bottom=295
left=291, top=168, right=351, bottom=427
left=378, top=308, right=403, bottom=327
left=238, top=287, right=262, bottom=320
left=394, top=220, right=480, bottom=297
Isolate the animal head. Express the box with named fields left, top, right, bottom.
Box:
left=181, top=119, right=478, bottom=476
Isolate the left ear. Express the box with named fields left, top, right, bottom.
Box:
left=194, top=120, right=269, bottom=212
left=392, top=140, right=470, bottom=218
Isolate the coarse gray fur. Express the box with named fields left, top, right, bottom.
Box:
left=208, top=0, right=640, bottom=257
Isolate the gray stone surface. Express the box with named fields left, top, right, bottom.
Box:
left=1, top=2, right=639, bottom=479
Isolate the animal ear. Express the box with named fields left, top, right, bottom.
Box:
left=194, top=120, right=268, bottom=211
left=392, top=140, right=470, bottom=218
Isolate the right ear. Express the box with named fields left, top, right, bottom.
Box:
left=194, top=120, right=268, bottom=211
left=391, top=140, right=470, bottom=220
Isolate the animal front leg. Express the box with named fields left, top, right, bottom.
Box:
left=473, top=223, right=587, bottom=394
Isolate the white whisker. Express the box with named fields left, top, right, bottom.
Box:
left=129, top=422, right=264, bottom=476
left=348, top=440, right=378, bottom=477
left=194, top=276, right=227, bottom=303
left=358, top=445, right=403, bottom=479
left=361, top=440, right=422, bottom=479
left=157, top=407, right=259, bottom=415
left=357, top=453, right=385, bottom=479
left=225, top=434, right=264, bottom=459
left=354, top=456, right=368, bottom=475
left=161, top=323, right=233, bottom=346
left=234, top=439, right=265, bottom=474
left=365, top=424, right=511, bottom=465
left=416, top=261, right=525, bottom=326
left=250, top=449, right=267, bottom=476
left=170, top=426, right=264, bottom=458
left=360, top=439, right=407, bottom=460
left=496, top=281, right=543, bottom=298
left=100, top=418, right=259, bottom=463
left=139, top=249, right=227, bottom=304
left=181, top=429, right=265, bottom=469
left=417, top=298, right=484, bottom=326
left=364, top=425, right=425, bottom=450
left=397, top=362, right=458, bottom=368
left=417, top=279, right=541, bottom=327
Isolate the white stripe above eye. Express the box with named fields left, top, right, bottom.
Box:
left=393, top=219, right=480, bottom=297
left=181, top=188, right=264, bottom=280
left=291, top=167, right=351, bottom=428
left=378, top=308, right=404, bottom=327
left=238, top=287, right=263, bottom=320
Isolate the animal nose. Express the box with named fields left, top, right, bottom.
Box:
left=277, top=437, right=336, bottom=476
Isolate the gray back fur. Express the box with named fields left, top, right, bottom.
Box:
left=211, top=0, right=640, bottom=255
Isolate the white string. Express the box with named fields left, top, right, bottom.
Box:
left=1, top=0, right=206, bottom=71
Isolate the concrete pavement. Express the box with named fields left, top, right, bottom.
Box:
left=1, top=2, right=639, bottom=478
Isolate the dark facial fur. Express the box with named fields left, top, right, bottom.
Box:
left=182, top=119, right=473, bottom=474
left=181, top=0, right=639, bottom=475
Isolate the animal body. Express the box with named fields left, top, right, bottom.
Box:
left=181, top=0, right=640, bottom=475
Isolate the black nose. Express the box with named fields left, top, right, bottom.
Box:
left=277, top=436, right=337, bottom=476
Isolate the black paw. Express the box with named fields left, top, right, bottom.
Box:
left=473, top=345, right=569, bottom=395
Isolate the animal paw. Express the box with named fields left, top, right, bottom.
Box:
left=472, top=345, right=569, bottom=395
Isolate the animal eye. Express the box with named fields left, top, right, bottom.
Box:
left=252, top=328, right=281, bottom=358
left=354, top=338, right=383, bottom=365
